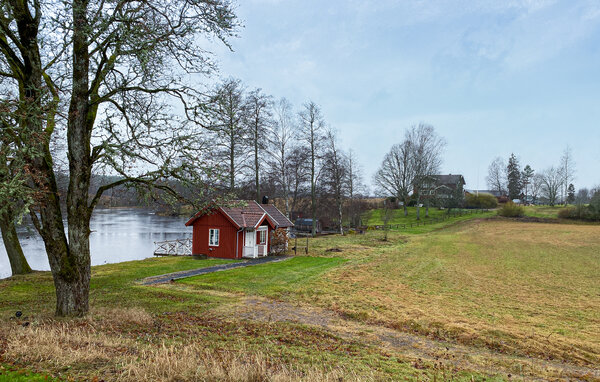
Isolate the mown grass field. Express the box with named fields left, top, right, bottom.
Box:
left=1, top=209, right=599, bottom=381
left=521, top=205, right=564, bottom=218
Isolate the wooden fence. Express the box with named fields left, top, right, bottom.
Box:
left=154, top=238, right=192, bottom=256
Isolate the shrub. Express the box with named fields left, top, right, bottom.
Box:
left=497, top=201, right=524, bottom=217
left=558, top=194, right=600, bottom=221
left=465, top=193, right=498, bottom=209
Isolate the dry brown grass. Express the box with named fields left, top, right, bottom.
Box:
left=1, top=307, right=373, bottom=382
left=301, top=220, right=600, bottom=367
left=120, top=343, right=370, bottom=382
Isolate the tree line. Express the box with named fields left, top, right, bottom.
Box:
left=485, top=146, right=593, bottom=206
left=197, top=78, right=367, bottom=234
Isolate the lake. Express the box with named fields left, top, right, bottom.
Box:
left=0, top=208, right=192, bottom=279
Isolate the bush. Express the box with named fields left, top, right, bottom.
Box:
left=558, top=193, right=600, bottom=221
left=497, top=201, right=524, bottom=217
left=465, top=193, right=498, bottom=209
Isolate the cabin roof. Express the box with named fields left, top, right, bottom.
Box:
left=261, top=204, right=293, bottom=228
left=186, top=200, right=284, bottom=229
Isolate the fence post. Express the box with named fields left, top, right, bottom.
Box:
left=295, top=236, right=297, bottom=255
left=306, top=235, right=309, bottom=254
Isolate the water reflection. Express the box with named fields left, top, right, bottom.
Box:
left=0, top=208, right=192, bottom=279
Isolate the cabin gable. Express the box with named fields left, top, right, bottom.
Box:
left=191, top=210, right=241, bottom=259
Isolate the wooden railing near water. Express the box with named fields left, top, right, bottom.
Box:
left=154, top=238, right=192, bottom=256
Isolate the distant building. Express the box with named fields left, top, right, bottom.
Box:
left=417, top=174, right=466, bottom=200
left=294, top=218, right=322, bottom=234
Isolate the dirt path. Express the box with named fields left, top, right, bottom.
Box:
left=232, top=297, right=600, bottom=381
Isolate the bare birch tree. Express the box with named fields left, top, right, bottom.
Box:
left=206, top=78, right=248, bottom=193
left=560, top=145, right=575, bottom=206
left=244, top=88, right=272, bottom=202
left=268, top=97, right=294, bottom=217
left=321, top=128, right=347, bottom=235
left=346, top=149, right=366, bottom=227
left=298, top=101, right=325, bottom=236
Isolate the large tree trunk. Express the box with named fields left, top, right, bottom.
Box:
left=0, top=210, right=31, bottom=275
left=53, top=0, right=93, bottom=317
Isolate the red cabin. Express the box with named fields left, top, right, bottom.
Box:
left=185, top=200, right=292, bottom=259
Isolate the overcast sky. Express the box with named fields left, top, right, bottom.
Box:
left=207, top=0, right=600, bottom=192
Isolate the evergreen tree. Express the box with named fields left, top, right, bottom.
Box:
left=506, top=153, right=522, bottom=200
left=567, top=183, right=576, bottom=204
left=521, top=165, right=534, bottom=203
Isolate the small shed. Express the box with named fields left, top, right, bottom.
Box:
left=185, top=200, right=291, bottom=259
left=294, top=218, right=322, bottom=234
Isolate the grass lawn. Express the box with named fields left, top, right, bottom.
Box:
left=179, top=256, right=346, bottom=298
left=0, top=365, right=59, bottom=382
left=300, top=220, right=600, bottom=368
left=1, top=213, right=598, bottom=381
left=522, top=205, right=565, bottom=218
left=361, top=206, right=494, bottom=234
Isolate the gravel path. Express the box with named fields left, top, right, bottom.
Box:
left=140, top=256, right=291, bottom=285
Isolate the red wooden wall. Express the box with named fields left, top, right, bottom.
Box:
left=191, top=211, right=241, bottom=259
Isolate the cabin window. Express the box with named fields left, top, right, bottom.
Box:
left=259, top=229, right=267, bottom=244
left=209, top=229, right=220, bottom=246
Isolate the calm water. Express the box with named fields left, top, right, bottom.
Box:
left=0, top=208, right=192, bottom=279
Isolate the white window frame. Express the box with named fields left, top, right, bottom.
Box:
left=258, top=229, right=267, bottom=245
left=209, top=228, right=220, bottom=246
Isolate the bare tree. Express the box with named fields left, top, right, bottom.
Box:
left=244, top=88, right=272, bottom=202
left=206, top=78, right=248, bottom=193
left=560, top=145, right=576, bottom=206
left=407, top=124, right=446, bottom=220
left=346, top=149, right=366, bottom=227
left=531, top=173, right=543, bottom=204
left=0, top=111, right=32, bottom=275
left=373, top=140, right=414, bottom=217
left=486, top=157, right=506, bottom=195
left=321, top=129, right=347, bottom=235
left=298, top=101, right=325, bottom=236
left=288, top=146, right=310, bottom=220
left=0, top=1, right=238, bottom=316
left=540, top=166, right=562, bottom=206
left=267, top=97, right=294, bottom=216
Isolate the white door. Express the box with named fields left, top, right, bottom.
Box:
left=245, top=230, right=255, bottom=247
left=244, top=229, right=256, bottom=257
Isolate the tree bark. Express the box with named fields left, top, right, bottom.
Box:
left=0, top=210, right=31, bottom=275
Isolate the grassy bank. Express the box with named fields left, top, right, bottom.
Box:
left=1, top=209, right=598, bottom=380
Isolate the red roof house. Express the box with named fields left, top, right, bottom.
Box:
left=185, top=200, right=293, bottom=259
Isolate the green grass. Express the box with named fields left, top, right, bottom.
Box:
left=2, top=214, right=598, bottom=380
left=0, top=365, right=58, bottom=381
left=0, top=256, right=237, bottom=316
left=179, top=256, right=346, bottom=297
left=522, top=205, right=565, bottom=218
left=360, top=207, right=494, bottom=234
